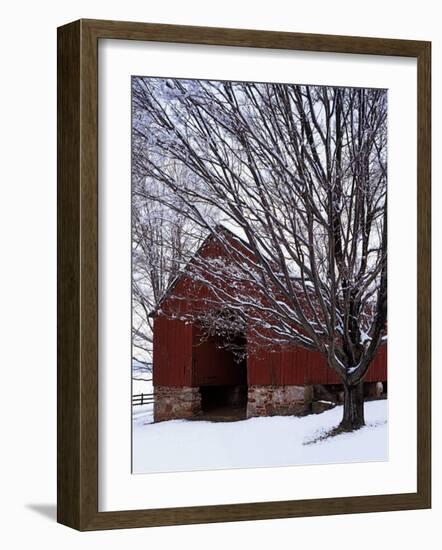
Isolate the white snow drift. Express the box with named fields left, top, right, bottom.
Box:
left=132, top=399, right=388, bottom=474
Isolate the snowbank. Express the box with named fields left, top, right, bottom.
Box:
left=132, top=399, right=388, bottom=474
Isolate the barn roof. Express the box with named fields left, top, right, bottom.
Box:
left=149, top=224, right=252, bottom=317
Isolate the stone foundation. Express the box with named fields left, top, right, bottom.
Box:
left=154, top=386, right=202, bottom=422
left=365, top=381, right=384, bottom=399
left=246, top=385, right=306, bottom=418
left=313, top=382, right=386, bottom=404
left=154, top=382, right=386, bottom=422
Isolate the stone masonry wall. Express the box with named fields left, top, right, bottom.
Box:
left=154, top=386, right=202, bottom=422
left=247, top=385, right=306, bottom=418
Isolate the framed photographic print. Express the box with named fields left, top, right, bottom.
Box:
left=57, top=19, right=431, bottom=530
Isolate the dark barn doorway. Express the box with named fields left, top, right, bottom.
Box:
left=200, top=384, right=248, bottom=417
left=193, top=328, right=248, bottom=421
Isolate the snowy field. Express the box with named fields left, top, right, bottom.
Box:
left=132, top=399, right=388, bottom=474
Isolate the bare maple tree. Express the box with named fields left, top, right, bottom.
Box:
left=132, top=77, right=387, bottom=431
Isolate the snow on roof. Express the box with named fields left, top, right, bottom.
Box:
left=216, top=220, right=248, bottom=244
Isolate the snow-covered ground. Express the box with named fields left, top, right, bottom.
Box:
left=132, top=399, right=388, bottom=474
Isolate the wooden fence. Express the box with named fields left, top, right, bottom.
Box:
left=132, top=392, right=154, bottom=406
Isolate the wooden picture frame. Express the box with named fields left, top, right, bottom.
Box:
left=57, top=18, right=431, bottom=531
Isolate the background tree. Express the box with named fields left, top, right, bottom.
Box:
left=132, top=77, right=387, bottom=431
left=132, top=130, right=218, bottom=365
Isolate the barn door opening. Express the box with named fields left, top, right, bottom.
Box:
left=200, top=383, right=247, bottom=416
left=193, top=321, right=248, bottom=420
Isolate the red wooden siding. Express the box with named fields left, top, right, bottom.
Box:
left=152, top=316, right=193, bottom=386
left=248, top=343, right=387, bottom=386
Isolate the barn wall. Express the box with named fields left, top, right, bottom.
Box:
left=248, top=343, right=388, bottom=386
left=154, top=229, right=387, bottom=389
left=366, top=344, right=387, bottom=382
left=152, top=316, right=193, bottom=386
left=153, top=312, right=387, bottom=388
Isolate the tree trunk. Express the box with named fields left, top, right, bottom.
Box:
left=339, top=380, right=365, bottom=431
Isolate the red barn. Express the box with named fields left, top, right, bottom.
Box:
left=152, top=227, right=387, bottom=422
